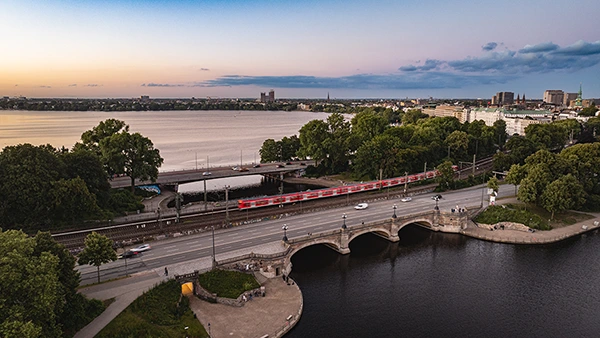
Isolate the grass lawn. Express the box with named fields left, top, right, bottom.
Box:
left=476, top=203, right=595, bottom=230
left=96, top=279, right=208, bottom=338
left=198, top=269, right=260, bottom=299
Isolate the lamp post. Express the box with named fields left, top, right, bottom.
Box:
left=208, top=323, right=211, bottom=337
left=282, top=224, right=289, bottom=242
left=211, top=226, right=216, bottom=268
left=393, top=204, right=397, bottom=218
left=434, top=196, right=440, bottom=210
left=342, top=213, right=347, bottom=229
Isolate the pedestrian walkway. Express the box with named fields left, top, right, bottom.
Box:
left=189, top=276, right=302, bottom=338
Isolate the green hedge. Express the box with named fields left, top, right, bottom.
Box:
left=96, top=280, right=207, bottom=338
left=474, top=204, right=550, bottom=230
left=198, top=269, right=260, bottom=299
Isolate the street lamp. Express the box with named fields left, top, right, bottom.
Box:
left=282, top=224, right=289, bottom=242
left=342, top=213, right=347, bottom=229
left=211, top=226, right=216, bottom=268
left=392, top=204, right=397, bottom=218
left=434, top=196, right=440, bottom=210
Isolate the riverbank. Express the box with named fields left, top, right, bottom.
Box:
left=461, top=199, right=600, bottom=244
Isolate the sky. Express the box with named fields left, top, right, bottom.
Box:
left=1, top=0, right=599, bottom=99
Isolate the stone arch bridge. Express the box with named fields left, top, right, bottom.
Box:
left=216, top=209, right=469, bottom=278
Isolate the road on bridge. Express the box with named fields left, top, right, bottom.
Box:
left=77, top=184, right=513, bottom=285
left=109, top=161, right=312, bottom=188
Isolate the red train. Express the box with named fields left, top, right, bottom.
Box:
left=237, top=165, right=458, bottom=210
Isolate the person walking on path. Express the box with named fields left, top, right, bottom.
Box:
left=164, top=267, right=168, bottom=276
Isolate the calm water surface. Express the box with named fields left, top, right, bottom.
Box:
left=0, top=110, right=331, bottom=171
left=288, top=225, right=600, bottom=338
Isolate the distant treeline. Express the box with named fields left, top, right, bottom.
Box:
left=0, top=98, right=300, bottom=112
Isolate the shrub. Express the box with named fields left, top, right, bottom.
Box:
left=475, top=204, right=550, bottom=230
left=198, top=269, right=260, bottom=299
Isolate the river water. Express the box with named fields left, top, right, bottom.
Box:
left=287, top=225, right=600, bottom=337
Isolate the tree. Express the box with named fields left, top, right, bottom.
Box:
left=259, top=139, right=280, bottom=162
left=487, top=176, right=499, bottom=193
left=101, top=131, right=164, bottom=192
left=506, top=164, right=526, bottom=195
left=579, top=102, right=598, bottom=117
left=493, top=119, right=507, bottom=148
left=51, top=177, right=103, bottom=226
left=402, top=109, right=428, bottom=125
left=0, top=229, right=61, bottom=338
left=79, top=118, right=128, bottom=157
left=298, top=119, right=329, bottom=165
left=351, top=111, right=389, bottom=143
left=541, top=175, right=586, bottom=219
left=445, top=130, right=469, bottom=160
left=78, top=232, right=117, bottom=284
left=436, top=161, right=455, bottom=190
left=517, top=177, right=537, bottom=205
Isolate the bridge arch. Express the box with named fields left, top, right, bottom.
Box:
left=348, top=227, right=392, bottom=244
left=397, top=218, right=434, bottom=231
left=285, top=238, right=344, bottom=269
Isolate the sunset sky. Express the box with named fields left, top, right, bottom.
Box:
left=2, top=0, right=599, bottom=99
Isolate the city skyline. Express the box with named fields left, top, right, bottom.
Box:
left=2, top=0, right=599, bottom=99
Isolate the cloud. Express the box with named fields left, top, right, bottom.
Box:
left=199, top=68, right=210, bottom=71
left=68, top=84, right=77, bottom=87
left=482, top=42, right=498, bottom=51
left=196, top=73, right=515, bottom=90
left=553, top=40, right=600, bottom=56
left=141, top=83, right=184, bottom=87
left=519, top=42, right=559, bottom=54
left=141, top=40, right=600, bottom=91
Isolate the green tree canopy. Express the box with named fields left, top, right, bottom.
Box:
left=541, top=174, right=586, bottom=219
left=78, top=232, right=117, bottom=283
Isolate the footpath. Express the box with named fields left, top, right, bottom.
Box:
left=75, top=241, right=302, bottom=338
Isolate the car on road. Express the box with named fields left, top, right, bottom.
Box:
left=202, top=171, right=212, bottom=176
left=401, top=197, right=412, bottom=202
left=253, top=164, right=261, bottom=168
left=239, top=167, right=249, bottom=172
left=276, top=164, right=285, bottom=168
left=300, top=162, right=306, bottom=165
left=131, top=244, right=151, bottom=253
left=118, top=250, right=139, bottom=259
left=432, top=194, right=443, bottom=200
left=285, top=162, right=292, bottom=165
left=354, top=203, right=369, bottom=210
left=231, top=166, right=239, bottom=171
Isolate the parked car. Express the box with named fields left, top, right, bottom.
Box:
left=354, top=203, right=369, bottom=210
left=202, top=171, right=212, bottom=176
left=131, top=244, right=151, bottom=253
left=118, top=250, right=139, bottom=259
left=432, top=194, right=443, bottom=200
left=401, top=197, right=412, bottom=202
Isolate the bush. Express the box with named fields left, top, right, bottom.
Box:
left=198, top=269, right=260, bottom=299
left=475, top=204, right=550, bottom=230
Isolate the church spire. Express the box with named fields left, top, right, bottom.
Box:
left=516, top=94, right=520, bottom=104
left=576, top=83, right=583, bottom=107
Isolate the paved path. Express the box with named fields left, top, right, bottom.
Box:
left=189, top=276, right=302, bottom=338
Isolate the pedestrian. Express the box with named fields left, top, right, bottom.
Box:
left=164, top=267, right=168, bottom=276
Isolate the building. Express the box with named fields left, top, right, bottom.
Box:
left=468, top=107, right=551, bottom=135
left=492, top=92, right=514, bottom=106
left=543, top=90, right=564, bottom=105
left=422, top=104, right=468, bottom=123
left=140, top=95, right=150, bottom=102
left=564, top=93, right=577, bottom=106
left=260, top=89, right=275, bottom=103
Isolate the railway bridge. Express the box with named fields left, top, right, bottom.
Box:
left=217, top=209, right=470, bottom=277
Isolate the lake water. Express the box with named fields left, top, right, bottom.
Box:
left=0, top=110, right=331, bottom=171
left=287, top=225, right=600, bottom=337
left=0, top=110, right=332, bottom=195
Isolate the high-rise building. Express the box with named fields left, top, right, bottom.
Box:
left=493, top=92, right=514, bottom=105
left=543, top=90, right=564, bottom=105
left=260, top=90, right=275, bottom=103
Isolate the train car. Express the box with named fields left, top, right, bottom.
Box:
left=238, top=166, right=458, bottom=210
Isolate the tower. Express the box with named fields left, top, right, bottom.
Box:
left=575, top=83, right=583, bottom=107
left=516, top=94, right=520, bottom=104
